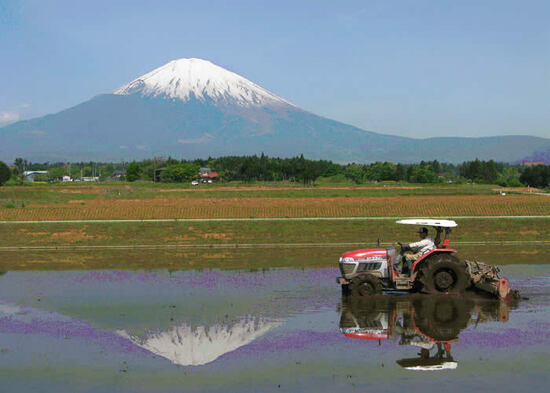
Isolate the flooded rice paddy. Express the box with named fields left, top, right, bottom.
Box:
left=0, top=261, right=549, bottom=392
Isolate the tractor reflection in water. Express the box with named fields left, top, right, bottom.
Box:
left=339, top=295, right=516, bottom=371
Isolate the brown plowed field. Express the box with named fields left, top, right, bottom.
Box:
left=0, top=195, right=548, bottom=221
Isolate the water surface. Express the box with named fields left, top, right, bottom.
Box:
left=0, top=265, right=548, bottom=392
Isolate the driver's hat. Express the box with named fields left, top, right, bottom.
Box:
left=417, top=227, right=428, bottom=234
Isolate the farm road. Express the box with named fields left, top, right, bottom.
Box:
left=1, top=240, right=549, bottom=251
left=1, top=215, right=550, bottom=224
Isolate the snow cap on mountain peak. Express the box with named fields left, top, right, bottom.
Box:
left=114, top=58, right=293, bottom=107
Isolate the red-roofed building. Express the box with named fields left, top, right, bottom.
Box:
left=200, top=171, right=219, bottom=179
left=198, top=167, right=219, bottom=180
left=520, top=161, right=545, bottom=167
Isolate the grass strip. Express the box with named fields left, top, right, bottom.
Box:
left=0, top=244, right=546, bottom=271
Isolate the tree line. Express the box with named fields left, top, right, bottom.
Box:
left=1, top=155, right=549, bottom=188
left=519, top=165, right=550, bottom=188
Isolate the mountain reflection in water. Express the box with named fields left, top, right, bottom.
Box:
left=339, top=295, right=517, bottom=371
left=117, top=317, right=280, bottom=366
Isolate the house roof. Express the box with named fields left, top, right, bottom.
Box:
left=200, top=172, right=219, bottom=178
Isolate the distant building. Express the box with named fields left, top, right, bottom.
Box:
left=520, top=161, right=545, bottom=167
left=198, top=167, right=219, bottom=181
left=154, top=167, right=167, bottom=183
left=23, top=170, right=48, bottom=182
left=81, top=176, right=100, bottom=182
left=62, top=176, right=72, bottom=182
left=200, top=172, right=220, bottom=180
left=109, top=170, right=126, bottom=181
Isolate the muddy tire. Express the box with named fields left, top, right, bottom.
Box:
left=341, top=284, right=351, bottom=296
left=416, top=254, right=469, bottom=295
left=350, top=273, right=382, bottom=297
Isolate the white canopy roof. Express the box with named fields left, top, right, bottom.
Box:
left=404, top=361, right=458, bottom=371
left=396, top=219, right=458, bottom=228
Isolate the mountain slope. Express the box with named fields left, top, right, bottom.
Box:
left=1, top=58, right=549, bottom=163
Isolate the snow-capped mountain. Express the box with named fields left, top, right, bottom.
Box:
left=114, top=58, right=293, bottom=108
left=1, top=58, right=549, bottom=162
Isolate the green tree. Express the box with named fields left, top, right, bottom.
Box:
left=344, top=164, right=365, bottom=184
left=103, top=163, right=116, bottom=177
left=520, top=165, right=550, bottom=188
left=14, top=158, right=27, bottom=173
left=0, top=161, right=11, bottom=185
left=395, top=164, right=406, bottom=181
left=48, top=167, right=66, bottom=180
left=430, top=160, right=441, bottom=174
left=126, top=162, right=142, bottom=182
left=162, top=163, right=199, bottom=182
left=407, top=166, right=439, bottom=183
left=366, top=162, right=396, bottom=181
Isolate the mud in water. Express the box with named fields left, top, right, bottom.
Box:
left=0, top=264, right=548, bottom=392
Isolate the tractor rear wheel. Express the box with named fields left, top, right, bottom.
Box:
left=350, top=273, right=382, bottom=297
left=416, top=254, right=469, bottom=295
left=412, top=297, right=472, bottom=341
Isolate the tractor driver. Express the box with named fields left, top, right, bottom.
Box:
left=397, top=227, right=435, bottom=271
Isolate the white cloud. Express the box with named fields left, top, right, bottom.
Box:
left=0, top=111, right=20, bottom=125
left=136, top=145, right=146, bottom=150
left=177, top=133, right=213, bottom=144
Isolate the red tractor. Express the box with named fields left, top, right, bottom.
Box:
left=337, top=219, right=513, bottom=298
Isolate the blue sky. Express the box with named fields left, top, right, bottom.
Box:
left=1, top=0, right=549, bottom=138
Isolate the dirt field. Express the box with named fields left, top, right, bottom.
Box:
left=0, top=194, right=548, bottom=221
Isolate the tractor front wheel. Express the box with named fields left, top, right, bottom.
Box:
left=341, top=284, right=351, bottom=296
left=416, top=255, right=469, bottom=295
left=350, top=274, right=383, bottom=297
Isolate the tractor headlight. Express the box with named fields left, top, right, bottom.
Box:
left=339, top=257, right=357, bottom=276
